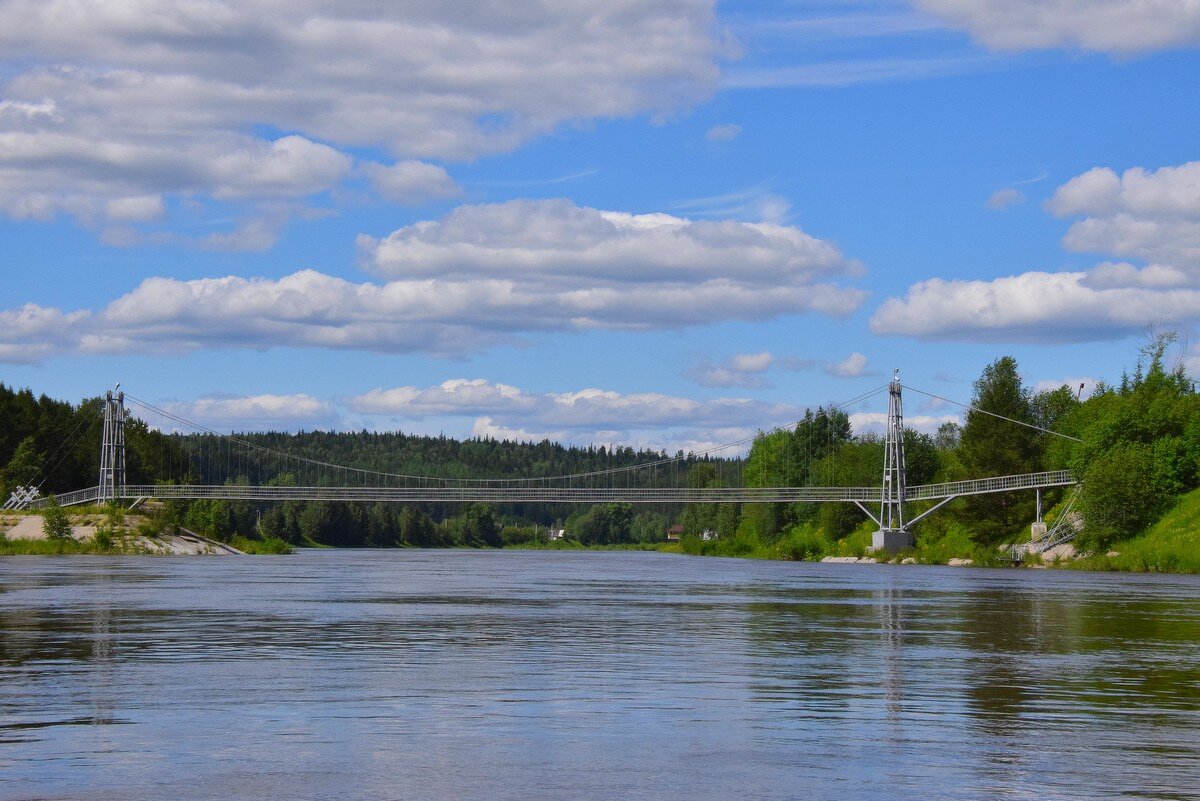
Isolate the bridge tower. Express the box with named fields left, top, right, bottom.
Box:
left=872, top=370, right=913, bottom=552
left=98, top=389, right=126, bottom=504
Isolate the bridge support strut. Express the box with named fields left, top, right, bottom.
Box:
left=872, top=370, right=913, bottom=553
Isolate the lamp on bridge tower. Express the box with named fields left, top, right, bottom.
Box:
left=872, top=369, right=914, bottom=553
left=98, top=388, right=127, bottom=504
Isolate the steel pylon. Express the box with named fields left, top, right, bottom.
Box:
left=98, top=389, right=126, bottom=503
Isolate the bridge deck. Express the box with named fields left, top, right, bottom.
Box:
left=33, top=471, right=1076, bottom=507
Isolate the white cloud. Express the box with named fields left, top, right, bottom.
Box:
left=1080, top=261, right=1190, bottom=289
left=826, top=352, right=870, bottom=378
left=351, top=380, right=536, bottom=417
left=105, top=195, right=166, bottom=222
left=161, top=394, right=335, bottom=429
left=874, top=158, right=1200, bottom=342
left=0, top=1, right=721, bottom=235
left=362, top=161, right=460, bottom=205
left=686, top=351, right=774, bottom=388
left=872, top=271, right=1200, bottom=342
left=986, top=187, right=1024, bottom=210
left=361, top=199, right=857, bottom=290
left=914, top=0, right=1200, bottom=54
left=209, top=136, right=352, bottom=200
left=1046, top=162, right=1200, bottom=266
left=0, top=197, right=865, bottom=362
left=706, top=123, right=742, bottom=142
left=0, top=303, right=89, bottom=364
left=731, top=351, right=773, bottom=373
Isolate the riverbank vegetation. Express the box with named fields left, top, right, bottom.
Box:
left=3, top=335, right=1198, bottom=568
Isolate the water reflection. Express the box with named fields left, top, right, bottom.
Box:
left=1, top=553, right=1198, bottom=801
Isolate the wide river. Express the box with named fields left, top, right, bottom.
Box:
left=2, top=550, right=1198, bottom=800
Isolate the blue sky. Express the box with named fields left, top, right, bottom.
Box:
left=3, top=1, right=1200, bottom=452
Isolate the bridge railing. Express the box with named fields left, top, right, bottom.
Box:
left=22, top=470, right=1078, bottom=510
left=906, top=470, right=1076, bottom=501
left=26, top=485, right=103, bottom=509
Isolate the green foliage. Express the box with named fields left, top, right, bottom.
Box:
left=3, top=436, right=43, bottom=496
left=742, top=407, right=859, bottom=541
left=773, top=524, right=832, bottom=561
left=104, top=503, right=125, bottom=531
left=1077, top=442, right=1172, bottom=550
left=1066, top=334, right=1200, bottom=546
left=449, top=504, right=500, bottom=548
left=630, top=511, right=669, bottom=543
left=41, top=497, right=72, bottom=541
left=230, top=535, right=293, bottom=555
left=1069, top=487, right=1200, bottom=573
left=570, top=502, right=633, bottom=546
left=957, top=356, right=1041, bottom=543
left=1, top=537, right=102, bottom=555
left=93, top=527, right=114, bottom=549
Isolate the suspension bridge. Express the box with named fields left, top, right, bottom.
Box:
left=4, top=372, right=1079, bottom=551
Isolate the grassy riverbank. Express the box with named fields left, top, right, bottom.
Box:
left=1066, top=487, right=1200, bottom=573
left=657, top=520, right=1004, bottom=566
left=0, top=532, right=153, bottom=555
left=0, top=507, right=293, bottom=556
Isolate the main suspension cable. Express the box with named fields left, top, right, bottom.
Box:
left=902, top=384, right=1083, bottom=443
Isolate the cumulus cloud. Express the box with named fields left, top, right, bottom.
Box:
left=360, top=200, right=859, bottom=293
left=872, top=272, right=1200, bottom=342
left=0, top=1, right=720, bottom=235
left=686, top=351, right=774, bottom=388
left=0, top=304, right=90, bottom=364
left=160, top=394, right=336, bottom=430
left=825, top=352, right=870, bottom=378
left=914, top=0, right=1200, bottom=54
left=0, top=200, right=865, bottom=361
left=874, top=158, right=1200, bottom=342
left=362, top=161, right=461, bottom=205
left=1047, top=161, right=1200, bottom=266
left=351, top=380, right=536, bottom=417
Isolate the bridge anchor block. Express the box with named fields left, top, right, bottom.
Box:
left=870, top=528, right=914, bottom=553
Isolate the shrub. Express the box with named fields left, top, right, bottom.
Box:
left=41, top=498, right=72, bottom=541
left=93, top=528, right=114, bottom=550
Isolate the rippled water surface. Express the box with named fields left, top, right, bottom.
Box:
left=2, top=551, right=1199, bottom=800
